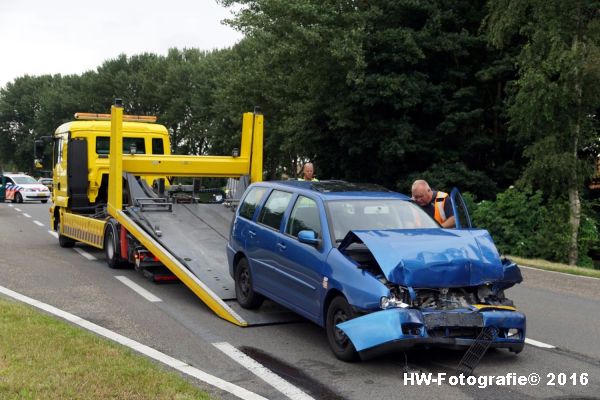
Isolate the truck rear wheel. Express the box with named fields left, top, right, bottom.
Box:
left=104, top=221, right=123, bottom=269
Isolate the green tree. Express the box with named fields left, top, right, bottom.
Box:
left=219, top=0, right=523, bottom=196
left=486, top=0, right=600, bottom=264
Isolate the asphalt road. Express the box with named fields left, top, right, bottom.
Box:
left=1, top=201, right=599, bottom=399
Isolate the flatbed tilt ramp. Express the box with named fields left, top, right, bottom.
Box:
left=107, top=103, right=299, bottom=327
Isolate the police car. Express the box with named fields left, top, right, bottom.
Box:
left=2, top=173, right=50, bottom=203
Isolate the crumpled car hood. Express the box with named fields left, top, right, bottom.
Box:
left=339, top=229, right=504, bottom=287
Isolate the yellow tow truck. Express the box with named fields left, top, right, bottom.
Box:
left=49, top=100, right=291, bottom=326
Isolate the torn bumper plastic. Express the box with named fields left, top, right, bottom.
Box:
left=337, top=308, right=526, bottom=360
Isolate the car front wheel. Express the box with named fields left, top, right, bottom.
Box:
left=326, top=296, right=358, bottom=361
left=234, top=257, right=264, bottom=309
left=15, top=192, right=23, bottom=203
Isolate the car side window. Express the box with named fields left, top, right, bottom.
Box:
left=258, top=190, right=293, bottom=230
left=286, top=196, right=321, bottom=238
left=238, top=187, right=267, bottom=220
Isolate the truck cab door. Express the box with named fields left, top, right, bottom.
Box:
left=450, top=188, right=472, bottom=229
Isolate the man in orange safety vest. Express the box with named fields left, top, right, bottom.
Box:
left=411, top=179, right=455, bottom=228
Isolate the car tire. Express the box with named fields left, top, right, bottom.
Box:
left=104, top=221, right=123, bottom=269
left=326, top=296, right=359, bottom=362
left=15, top=192, right=23, bottom=203
left=234, top=257, right=264, bottom=309
left=57, top=223, right=76, bottom=248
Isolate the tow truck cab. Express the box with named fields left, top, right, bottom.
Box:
left=50, top=113, right=170, bottom=221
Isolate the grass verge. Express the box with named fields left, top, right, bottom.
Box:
left=0, top=298, right=212, bottom=400
left=507, top=255, right=600, bottom=279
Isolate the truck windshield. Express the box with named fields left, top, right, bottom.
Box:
left=96, top=137, right=147, bottom=155
left=326, top=199, right=439, bottom=243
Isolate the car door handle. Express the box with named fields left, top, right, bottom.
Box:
left=277, top=242, right=286, bottom=251
left=248, top=230, right=256, bottom=238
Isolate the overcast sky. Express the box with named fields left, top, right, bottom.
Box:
left=0, top=0, right=244, bottom=88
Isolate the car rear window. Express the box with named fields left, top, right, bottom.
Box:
left=238, top=187, right=267, bottom=220
left=258, top=190, right=293, bottom=230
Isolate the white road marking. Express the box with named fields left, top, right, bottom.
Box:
left=525, top=338, right=556, bottom=349
left=48, top=230, right=58, bottom=238
left=73, top=247, right=98, bottom=261
left=15, top=207, right=22, bottom=212
left=33, top=220, right=44, bottom=227
left=213, top=342, right=315, bottom=400
left=8, top=204, right=14, bottom=208
left=22, top=213, right=31, bottom=218
left=520, top=265, right=600, bottom=281
left=0, top=285, right=267, bottom=400
left=115, top=276, right=162, bottom=303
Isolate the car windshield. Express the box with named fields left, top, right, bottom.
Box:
left=13, top=176, right=38, bottom=184
left=326, top=199, right=439, bottom=243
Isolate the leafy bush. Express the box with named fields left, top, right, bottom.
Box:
left=470, top=187, right=599, bottom=267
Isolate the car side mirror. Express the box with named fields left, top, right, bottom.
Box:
left=298, top=230, right=320, bottom=246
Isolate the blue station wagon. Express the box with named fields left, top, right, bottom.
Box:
left=226, top=180, right=525, bottom=361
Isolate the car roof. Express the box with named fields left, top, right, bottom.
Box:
left=5, top=173, right=33, bottom=178
left=252, top=180, right=411, bottom=201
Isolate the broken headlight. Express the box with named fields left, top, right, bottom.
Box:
left=380, top=293, right=409, bottom=309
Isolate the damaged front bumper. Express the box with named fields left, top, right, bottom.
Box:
left=337, top=307, right=526, bottom=360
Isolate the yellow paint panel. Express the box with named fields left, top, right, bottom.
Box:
left=122, top=155, right=252, bottom=177
left=250, top=113, right=263, bottom=183
left=108, top=104, right=124, bottom=213
left=61, top=211, right=107, bottom=249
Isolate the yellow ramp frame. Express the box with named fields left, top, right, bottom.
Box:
left=106, top=103, right=263, bottom=326
left=116, top=210, right=248, bottom=326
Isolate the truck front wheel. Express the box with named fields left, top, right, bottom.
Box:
left=57, top=222, right=76, bottom=248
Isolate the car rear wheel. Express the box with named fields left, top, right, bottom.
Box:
left=57, top=222, right=76, bottom=248
left=326, top=296, right=358, bottom=361
left=235, top=257, right=264, bottom=309
left=15, top=193, right=23, bottom=203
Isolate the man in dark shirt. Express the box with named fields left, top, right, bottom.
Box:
left=411, top=180, right=455, bottom=228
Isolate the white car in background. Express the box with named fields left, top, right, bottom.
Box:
left=3, top=173, right=50, bottom=203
